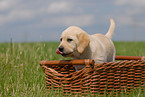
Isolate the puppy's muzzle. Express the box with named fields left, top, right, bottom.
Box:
left=56, top=46, right=64, bottom=54
left=58, top=46, right=64, bottom=52
left=56, top=46, right=73, bottom=57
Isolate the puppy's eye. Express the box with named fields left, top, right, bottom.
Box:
left=60, top=38, right=62, bottom=41
left=67, top=39, right=73, bottom=42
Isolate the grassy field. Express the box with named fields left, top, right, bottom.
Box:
left=0, top=41, right=145, bottom=97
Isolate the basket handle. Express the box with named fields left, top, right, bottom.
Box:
left=40, top=59, right=95, bottom=66
left=115, top=55, right=145, bottom=61
left=40, top=56, right=145, bottom=66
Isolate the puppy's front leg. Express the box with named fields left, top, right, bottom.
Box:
left=95, top=57, right=106, bottom=63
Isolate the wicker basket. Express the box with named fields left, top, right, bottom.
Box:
left=40, top=56, right=145, bottom=96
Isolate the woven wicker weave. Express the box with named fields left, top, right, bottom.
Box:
left=40, top=56, right=145, bottom=96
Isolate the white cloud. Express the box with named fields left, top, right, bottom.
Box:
left=114, top=14, right=145, bottom=27
left=115, top=15, right=133, bottom=25
left=0, top=0, right=19, bottom=11
left=114, top=0, right=145, bottom=27
left=0, top=9, right=40, bottom=26
left=0, top=1, right=74, bottom=26
left=29, top=14, right=95, bottom=29
left=51, top=14, right=95, bottom=27
left=47, top=1, right=72, bottom=14
left=0, top=0, right=34, bottom=26
left=115, top=0, right=145, bottom=15
left=0, top=0, right=95, bottom=27
left=115, top=0, right=145, bottom=6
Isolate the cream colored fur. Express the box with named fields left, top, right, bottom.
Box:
left=57, top=19, right=116, bottom=71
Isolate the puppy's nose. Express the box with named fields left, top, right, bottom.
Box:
left=59, top=46, right=64, bottom=52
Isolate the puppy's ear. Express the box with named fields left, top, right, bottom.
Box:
left=77, top=32, right=90, bottom=54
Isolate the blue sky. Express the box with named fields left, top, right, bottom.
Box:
left=0, top=0, right=145, bottom=42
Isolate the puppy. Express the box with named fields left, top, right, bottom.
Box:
left=56, top=19, right=116, bottom=71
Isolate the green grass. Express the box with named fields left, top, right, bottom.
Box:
left=0, top=41, right=145, bottom=97
left=114, top=41, right=145, bottom=56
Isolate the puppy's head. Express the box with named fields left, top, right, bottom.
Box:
left=56, top=26, right=90, bottom=58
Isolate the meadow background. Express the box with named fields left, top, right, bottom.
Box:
left=0, top=41, right=145, bottom=97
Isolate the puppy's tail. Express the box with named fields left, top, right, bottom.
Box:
left=105, top=18, right=115, bottom=39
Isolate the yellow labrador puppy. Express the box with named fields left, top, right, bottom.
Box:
left=56, top=19, right=115, bottom=71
